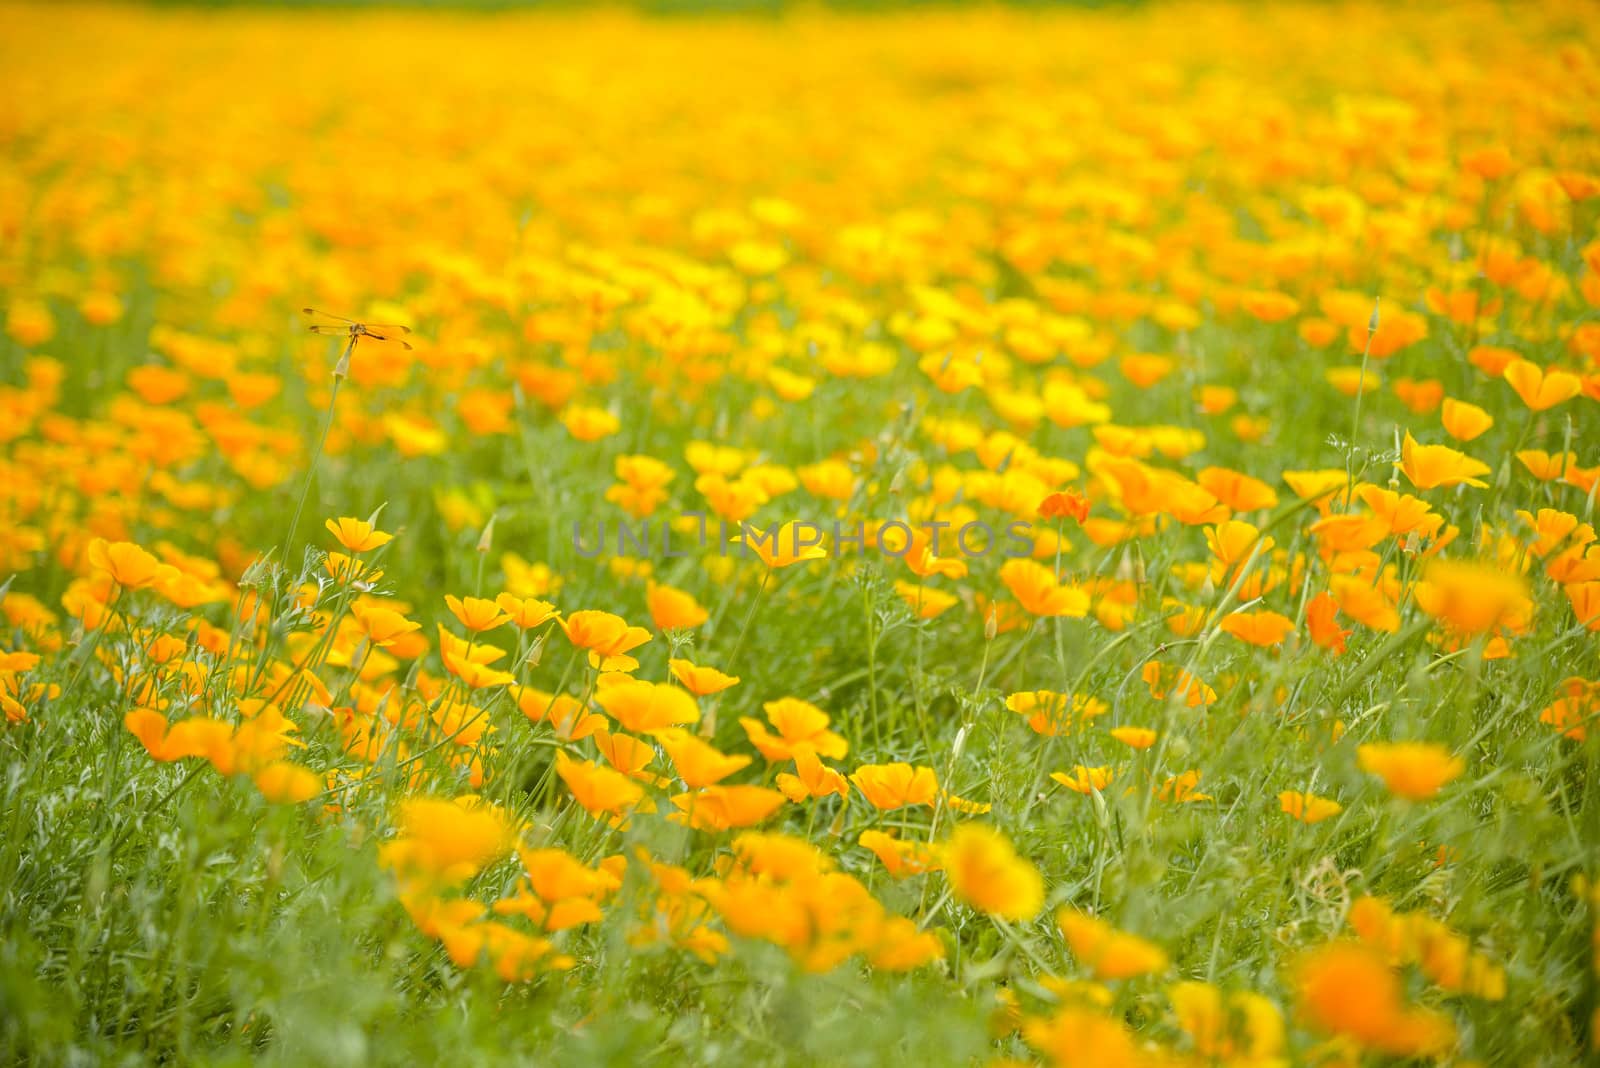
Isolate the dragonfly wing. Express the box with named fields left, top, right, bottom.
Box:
left=302, top=308, right=356, bottom=329
left=361, top=332, right=413, bottom=351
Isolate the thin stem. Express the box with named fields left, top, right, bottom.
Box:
left=57, top=587, right=125, bottom=705
left=1343, top=299, right=1379, bottom=511
left=104, top=762, right=206, bottom=859
left=722, top=568, right=772, bottom=680
left=864, top=575, right=883, bottom=755
left=282, top=349, right=350, bottom=564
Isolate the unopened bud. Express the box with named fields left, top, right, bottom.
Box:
left=1116, top=550, right=1136, bottom=582
left=984, top=606, right=998, bottom=642
left=1089, top=785, right=1110, bottom=829
left=476, top=515, right=497, bottom=555
left=1367, top=297, right=1381, bottom=334
left=333, top=338, right=355, bottom=379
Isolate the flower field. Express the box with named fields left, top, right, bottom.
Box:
left=3, top=1, right=1600, bottom=1063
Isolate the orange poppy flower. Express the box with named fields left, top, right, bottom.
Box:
left=646, top=581, right=709, bottom=631
left=999, top=559, right=1089, bottom=618
left=775, top=747, right=850, bottom=802
left=1392, top=377, right=1444, bottom=414
left=859, top=830, right=942, bottom=879
left=669, top=785, right=786, bottom=830
left=667, top=658, right=741, bottom=695
left=1309, top=513, right=1389, bottom=555
left=1326, top=575, right=1398, bottom=633
left=740, top=697, right=848, bottom=761
left=1283, top=469, right=1354, bottom=513
left=560, top=404, right=620, bottom=442
left=1503, top=359, right=1581, bottom=411
left=1206, top=520, right=1274, bottom=581
left=1219, top=610, right=1295, bottom=647
left=1141, top=662, right=1218, bottom=707
left=555, top=753, right=646, bottom=820
left=1196, top=467, right=1278, bottom=512
left=1108, top=726, right=1157, bottom=749
left=1412, top=559, right=1532, bottom=639
left=942, top=824, right=1043, bottom=922
left=1306, top=592, right=1352, bottom=654
left=1156, top=770, right=1211, bottom=803
left=1120, top=353, right=1175, bottom=388
left=1050, top=765, right=1115, bottom=794
left=517, top=688, right=606, bottom=742
left=1038, top=488, right=1090, bottom=523
left=1516, top=449, right=1579, bottom=482
left=253, top=762, right=322, bottom=804
left=895, top=581, right=960, bottom=620
left=494, top=594, right=559, bottom=629
left=1241, top=290, right=1300, bottom=323
left=125, top=709, right=234, bottom=770
left=1357, top=486, right=1439, bottom=538
left=730, top=521, right=829, bottom=569
left=1057, top=910, right=1169, bottom=979
left=445, top=594, right=512, bottom=633
left=1005, top=690, right=1107, bottom=736
left=591, top=729, right=657, bottom=781
left=1294, top=942, right=1456, bottom=1057
left=1399, top=432, right=1490, bottom=490
left=558, top=609, right=651, bottom=671
left=352, top=602, right=421, bottom=648
left=1439, top=398, right=1493, bottom=442
left=655, top=728, right=750, bottom=788
left=1566, top=581, right=1600, bottom=630
left=1539, top=678, right=1598, bottom=742
left=594, top=677, right=699, bottom=735
left=850, top=762, right=938, bottom=810
left=86, top=538, right=178, bottom=591
left=325, top=517, right=394, bottom=553
left=1279, top=791, right=1343, bottom=824
left=1357, top=742, right=1464, bottom=800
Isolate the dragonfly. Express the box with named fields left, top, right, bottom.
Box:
left=302, top=308, right=413, bottom=350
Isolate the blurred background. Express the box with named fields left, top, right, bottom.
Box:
left=148, top=0, right=1140, bottom=12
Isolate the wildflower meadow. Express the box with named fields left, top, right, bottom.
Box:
left=2, top=1, right=1600, bottom=1064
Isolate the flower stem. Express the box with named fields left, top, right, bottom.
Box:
left=282, top=347, right=350, bottom=565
